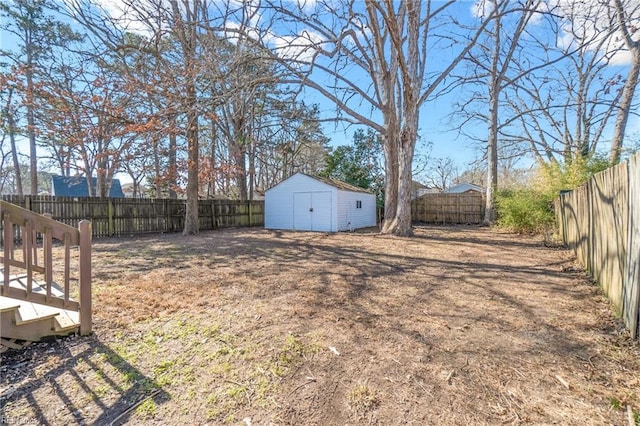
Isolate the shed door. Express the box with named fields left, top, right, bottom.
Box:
left=293, top=191, right=332, bottom=231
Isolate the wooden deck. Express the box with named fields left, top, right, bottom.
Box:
left=1, top=200, right=92, bottom=352
left=0, top=272, right=80, bottom=352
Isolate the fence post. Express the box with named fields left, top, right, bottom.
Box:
left=107, top=198, right=114, bottom=236
left=79, top=220, right=92, bottom=335
left=3, top=210, right=12, bottom=292
left=164, top=198, right=170, bottom=232
left=249, top=202, right=253, bottom=227
left=213, top=200, right=218, bottom=229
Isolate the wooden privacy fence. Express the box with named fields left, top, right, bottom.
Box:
left=411, top=193, right=485, bottom=224
left=556, top=152, right=640, bottom=340
left=1, top=196, right=265, bottom=239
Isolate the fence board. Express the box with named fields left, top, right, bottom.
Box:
left=556, top=152, right=639, bottom=339
left=411, top=193, right=485, bottom=224
left=624, top=154, right=640, bottom=338
left=0, top=196, right=265, bottom=241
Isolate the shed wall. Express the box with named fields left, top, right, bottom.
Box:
left=336, top=190, right=377, bottom=231
left=265, top=174, right=337, bottom=231
left=265, top=173, right=375, bottom=232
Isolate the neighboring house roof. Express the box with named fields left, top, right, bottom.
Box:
left=51, top=175, right=125, bottom=197
left=267, top=173, right=374, bottom=194
left=444, top=183, right=484, bottom=194
left=411, top=181, right=439, bottom=198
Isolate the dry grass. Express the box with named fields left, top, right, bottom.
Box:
left=1, top=225, right=639, bottom=425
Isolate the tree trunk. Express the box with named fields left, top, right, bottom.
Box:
left=484, top=5, right=501, bottom=226
left=386, top=141, right=415, bottom=236
left=484, top=86, right=499, bottom=225
left=152, top=136, right=161, bottom=198
left=26, top=50, right=38, bottom=195
left=168, top=131, right=177, bottom=199
left=233, top=143, right=248, bottom=201
left=382, top=119, right=417, bottom=237
left=209, top=116, right=217, bottom=197
left=183, top=85, right=200, bottom=235
left=248, top=138, right=255, bottom=201
left=609, top=37, right=640, bottom=164
left=97, top=150, right=110, bottom=197
left=6, top=109, right=23, bottom=195
left=381, top=132, right=398, bottom=233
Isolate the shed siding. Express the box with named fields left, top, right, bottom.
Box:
left=265, top=174, right=338, bottom=231
left=265, top=173, right=375, bottom=232
left=336, top=190, right=377, bottom=231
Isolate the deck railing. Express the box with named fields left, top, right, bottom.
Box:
left=0, top=200, right=92, bottom=335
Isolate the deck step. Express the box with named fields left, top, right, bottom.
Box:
left=0, top=297, right=21, bottom=313
left=53, top=310, right=79, bottom=332
left=2, top=272, right=81, bottom=344
left=15, top=302, right=60, bottom=325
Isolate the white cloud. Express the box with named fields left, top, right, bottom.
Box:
left=472, top=0, right=549, bottom=25
left=471, top=0, right=494, bottom=19
left=289, top=0, right=317, bottom=12
left=272, top=29, right=324, bottom=62
left=77, top=0, right=154, bottom=35
left=472, top=0, right=640, bottom=66
left=554, top=0, right=640, bottom=66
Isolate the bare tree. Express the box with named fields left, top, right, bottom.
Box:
left=1, top=0, right=81, bottom=194
left=67, top=0, right=222, bottom=234
left=462, top=0, right=552, bottom=224
left=500, top=1, right=625, bottom=168
left=610, top=0, right=640, bottom=164
left=265, top=0, right=494, bottom=235
left=425, top=157, right=458, bottom=191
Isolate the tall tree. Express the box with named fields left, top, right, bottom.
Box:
left=610, top=0, right=640, bottom=164
left=266, top=0, right=495, bottom=235
left=0, top=0, right=80, bottom=194
left=322, top=129, right=383, bottom=191
left=0, top=76, right=23, bottom=194
left=500, top=1, right=625, bottom=167
left=465, top=0, right=549, bottom=224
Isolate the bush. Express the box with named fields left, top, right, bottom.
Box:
left=495, top=189, right=555, bottom=234
left=495, top=153, right=611, bottom=234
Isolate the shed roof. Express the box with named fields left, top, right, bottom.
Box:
left=52, top=175, right=125, bottom=197
left=266, top=173, right=374, bottom=194
left=304, top=174, right=374, bottom=194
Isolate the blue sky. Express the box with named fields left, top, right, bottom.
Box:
left=2, top=0, right=639, bottom=183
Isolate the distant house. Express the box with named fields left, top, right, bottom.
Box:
left=411, top=181, right=439, bottom=199
left=444, top=183, right=484, bottom=194
left=51, top=175, right=125, bottom=198
left=265, top=173, right=376, bottom=232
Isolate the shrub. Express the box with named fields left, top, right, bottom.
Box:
left=495, top=153, right=611, bottom=234
left=495, top=189, right=555, bottom=233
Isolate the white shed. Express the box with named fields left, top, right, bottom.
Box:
left=265, top=173, right=377, bottom=232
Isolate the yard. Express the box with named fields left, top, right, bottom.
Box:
left=1, top=226, right=639, bottom=425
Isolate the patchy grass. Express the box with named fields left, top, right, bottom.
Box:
left=347, top=383, right=379, bottom=413
left=1, top=226, right=639, bottom=425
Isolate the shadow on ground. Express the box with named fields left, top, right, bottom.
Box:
left=0, top=336, right=169, bottom=425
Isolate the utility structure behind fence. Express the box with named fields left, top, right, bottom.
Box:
left=411, top=192, right=485, bottom=224
left=1, top=196, right=265, bottom=240
left=556, top=152, right=640, bottom=340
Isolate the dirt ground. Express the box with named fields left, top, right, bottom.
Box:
left=1, top=225, right=639, bottom=425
